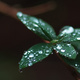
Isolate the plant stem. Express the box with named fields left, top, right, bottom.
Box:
left=0, top=1, right=57, bottom=19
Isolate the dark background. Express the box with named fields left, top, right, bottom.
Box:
left=0, top=0, right=80, bottom=80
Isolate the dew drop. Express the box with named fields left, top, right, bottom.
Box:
left=29, top=54, right=34, bottom=58
left=24, top=52, right=27, bottom=55
left=61, top=49, right=65, bottom=52
left=28, top=63, right=33, bottom=66
left=23, top=21, right=26, bottom=24
left=17, top=12, right=23, bottom=17
left=77, top=37, right=80, bottom=40
left=45, top=53, right=49, bottom=56
left=75, top=64, right=78, bottom=67
left=39, top=50, right=43, bottom=54
left=57, top=45, right=62, bottom=49
left=25, top=56, right=27, bottom=58
left=33, top=24, right=38, bottom=27
left=46, top=50, right=49, bottom=53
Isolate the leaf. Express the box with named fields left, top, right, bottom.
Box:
left=58, top=27, right=80, bottom=42
left=61, top=53, right=80, bottom=73
left=59, top=26, right=74, bottom=37
left=17, top=12, right=56, bottom=41
left=53, top=43, right=77, bottom=59
left=19, top=43, right=53, bottom=69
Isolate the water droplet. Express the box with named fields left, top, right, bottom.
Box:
left=33, top=29, right=36, bottom=31
left=77, top=37, right=80, bottom=40
left=36, top=54, right=38, bottom=56
left=29, top=54, right=34, bottom=57
left=46, top=50, right=49, bottom=53
left=45, top=53, right=49, bottom=56
left=25, top=56, right=27, bottom=58
left=33, top=24, right=38, bottom=27
left=23, top=21, right=26, bottom=24
left=61, top=49, right=65, bottom=52
left=75, top=64, right=78, bottom=67
left=28, top=63, right=33, bottom=66
left=69, top=55, right=71, bottom=57
left=17, top=12, right=23, bottom=17
left=67, top=44, right=71, bottom=47
left=57, top=45, right=62, bottom=49
left=39, top=50, right=43, bottom=54
left=24, top=52, right=27, bottom=55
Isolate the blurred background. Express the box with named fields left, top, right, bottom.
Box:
left=0, top=0, right=80, bottom=80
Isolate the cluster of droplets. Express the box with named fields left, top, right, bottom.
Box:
left=19, top=44, right=53, bottom=69
left=54, top=43, right=77, bottom=59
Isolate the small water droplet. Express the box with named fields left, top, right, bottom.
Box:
left=46, top=50, right=49, bottom=53
left=75, top=64, right=78, bottom=67
left=25, top=56, right=27, bottom=58
left=36, top=54, right=38, bottom=56
left=77, top=37, right=80, bottom=40
left=24, top=52, right=27, bottom=55
left=39, top=50, right=43, bottom=54
left=61, top=49, right=65, bottom=52
left=28, top=63, right=33, bottom=66
left=23, top=21, right=26, bottom=24
left=57, top=45, right=62, bottom=49
left=17, top=12, right=23, bottom=17
left=45, top=53, right=49, bottom=56
left=33, top=24, right=38, bottom=27
left=29, top=54, right=34, bottom=57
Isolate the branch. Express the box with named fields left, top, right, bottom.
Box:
left=0, top=1, right=57, bottom=19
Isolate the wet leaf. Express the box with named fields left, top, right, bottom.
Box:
left=59, top=26, right=74, bottom=37
left=61, top=53, right=80, bottom=73
left=53, top=43, right=77, bottom=59
left=17, top=12, right=56, bottom=41
left=19, top=43, right=53, bottom=69
left=58, top=27, right=80, bottom=42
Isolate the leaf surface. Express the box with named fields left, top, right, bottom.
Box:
left=17, top=12, right=56, bottom=41
left=19, top=43, right=53, bottom=69
left=53, top=43, right=77, bottom=59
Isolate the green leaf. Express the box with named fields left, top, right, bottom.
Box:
left=72, top=41, right=80, bottom=52
left=61, top=54, right=80, bottom=73
left=59, top=26, right=74, bottom=37
left=17, top=12, right=56, bottom=41
left=19, top=43, right=53, bottom=69
left=58, top=27, right=80, bottom=42
left=53, top=43, right=77, bottom=59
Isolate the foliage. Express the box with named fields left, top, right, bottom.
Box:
left=17, top=12, right=80, bottom=73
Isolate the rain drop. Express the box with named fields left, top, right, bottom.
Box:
left=75, top=64, right=78, bottom=67
left=17, top=12, right=23, bottom=17
left=46, top=50, right=49, bottom=53
left=57, top=45, right=62, bottom=49
left=61, top=49, right=65, bottom=52
left=77, top=37, right=80, bottom=40
left=39, top=51, right=43, bottom=54
left=28, top=63, right=33, bottom=66
left=29, top=54, right=34, bottom=58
